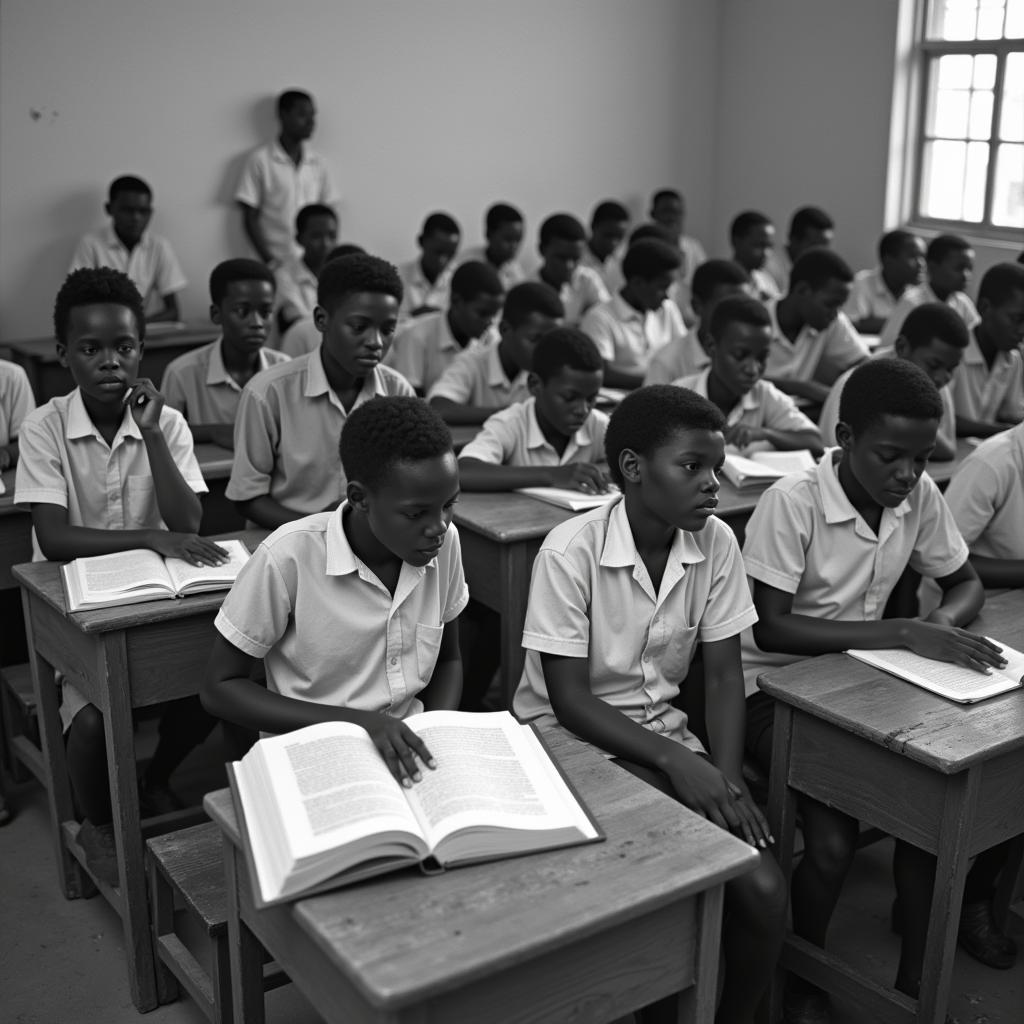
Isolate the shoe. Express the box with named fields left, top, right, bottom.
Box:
left=78, top=820, right=119, bottom=887
left=958, top=899, right=1017, bottom=969
left=139, top=780, right=185, bottom=817
left=782, top=986, right=831, bottom=1024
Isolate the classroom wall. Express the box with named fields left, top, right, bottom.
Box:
left=0, top=0, right=720, bottom=339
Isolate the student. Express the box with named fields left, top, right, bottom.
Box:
left=580, top=239, right=687, bottom=389
left=385, top=261, right=504, bottom=396
left=514, top=384, right=786, bottom=1024
left=0, top=359, right=36, bottom=470
left=879, top=234, right=980, bottom=349
left=741, top=358, right=1007, bottom=1016
left=764, top=205, right=835, bottom=296
left=162, top=259, right=290, bottom=450
left=844, top=229, right=926, bottom=335
left=819, top=303, right=967, bottom=460
left=534, top=213, right=610, bottom=325
left=69, top=176, right=186, bottom=323
left=949, top=262, right=1024, bottom=438
left=457, top=202, right=526, bottom=291
left=274, top=203, right=339, bottom=331
left=235, top=89, right=338, bottom=266
left=457, top=328, right=609, bottom=493
left=227, top=253, right=413, bottom=530
left=674, top=296, right=822, bottom=456
left=649, top=188, right=707, bottom=287
left=428, top=281, right=564, bottom=425
left=644, top=260, right=752, bottom=385
left=204, top=396, right=466, bottom=763
left=580, top=200, right=630, bottom=292
left=398, top=212, right=462, bottom=320
left=730, top=211, right=781, bottom=302
left=766, top=248, right=870, bottom=407
left=15, top=268, right=227, bottom=884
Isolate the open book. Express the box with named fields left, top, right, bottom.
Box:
left=846, top=639, right=1024, bottom=703
left=721, top=449, right=816, bottom=489
left=229, top=710, right=603, bottom=907
left=515, top=485, right=620, bottom=512
left=62, top=538, right=250, bottom=612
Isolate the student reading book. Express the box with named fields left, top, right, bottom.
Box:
left=230, top=710, right=601, bottom=906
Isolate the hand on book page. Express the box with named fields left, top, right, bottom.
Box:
left=354, top=711, right=438, bottom=788
left=902, top=621, right=1008, bottom=675
left=149, top=530, right=232, bottom=567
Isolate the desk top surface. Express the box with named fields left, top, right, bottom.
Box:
left=5, top=324, right=219, bottom=363
left=758, top=589, right=1024, bottom=774
left=206, top=726, right=756, bottom=1008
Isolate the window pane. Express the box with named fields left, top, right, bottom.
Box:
left=963, top=141, right=990, bottom=219
left=1007, top=0, right=1024, bottom=36
left=921, top=140, right=968, bottom=218
left=969, top=89, right=994, bottom=136
left=992, top=143, right=1024, bottom=225
left=1001, top=53, right=1024, bottom=139
left=928, top=0, right=980, bottom=39
left=973, top=53, right=997, bottom=89
left=977, top=0, right=1007, bottom=37
left=937, top=53, right=974, bottom=89
left=932, top=87, right=971, bottom=136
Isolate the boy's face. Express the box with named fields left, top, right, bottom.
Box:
left=979, top=287, right=1024, bottom=351
left=883, top=238, right=926, bottom=288
left=501, top=311, right=561, bottom=372
left=105, top=190, right=152, bottom=246
left=449, top=290, right=503, bottom=340
left=709, top=321, right=772, bottom=399
left=211, top=279, right=275, bottom=354
left=539, top=238, right=584, bottom=287
left=419, top=230, right=460, bottom=279
left=58, top=303, right=142, bottom=407
left=733, top=225, right=774, bottom=271
left=589, top=219, right=628, bottom=260
left=315, top=291, right=400, bottom=376
left=298, top=214, right=339, bottom=266
left=838, top=414, right=937, bottom=509
left=487, top=220, right=524, bottom=265
left=928, top=249, right=974, bottom=296
left=530, top=365, right=603, bottom=440
left=796, top=276, right=850, bottom=331
left=280, top=99, right=316, bottom=140
left=895, top=335, right=963, bottom=389
left=652, top=197, right=684, bottom=236
left=629, top=271, right=675, bottom=312
left=790, top=227, right=833, bottom=261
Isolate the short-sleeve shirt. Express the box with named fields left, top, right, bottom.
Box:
left=0, top=360, right=36, bottom=447
left=458, top=398, right=608, bottom=467
left=69, top=226, right=186, bottom=316
left=844, top=268, right=901, bottom=327
left=740, top=451, right=969, bottom=695
left=949, top=329, right=1024, bottom=426
left=274, top=257, right=318, bottom=324
left=397, top=259, right=455, bottom=321
left=579, top=247, right=624, bottom=294
left=764, top=249, right=792, bottom=296
left=280, top=317, right=321, bottom=358
left=426, top=341, right=530, bottom=409
left=215, top=505, right=468, bottom=717
left=226, top=352, right=414, bottom=514
left=643, top=329, right=706, bottom=385
left=514, top=498, right=758, bottom=753
left=580, top=293, right=686, bottom=377
left=234, top=140, right=337, bottom=264
left=766, top=302, right=870, bottom=385
left=534, top=268, right=610, bottom=326
left=750, top=268, right=782, bottom=303
left=384, top=311, right=497, bottom=393
left=878, top=283, right=981, bottom=350
left=161, top=339, right=290, bottom=425
left=457, top=246, right=526, bottom=292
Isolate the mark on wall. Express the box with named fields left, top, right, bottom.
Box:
left=29, top=107, right=59, bottom=122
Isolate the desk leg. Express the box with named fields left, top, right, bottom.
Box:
left=677, top=885, right=725, bottom=1024
left=497, top=543, right=532, bottom=709
left=224, top=837, right=266, bottom=1024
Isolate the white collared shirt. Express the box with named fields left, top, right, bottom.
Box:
left=274, top=257, right=319, bottom=324
left=750, top=268, right=782, bottom=303
left=0, top=360, right=35, bottom=447
left=280, top=317, right=321, bottom=358
left=766, top=302, right=870, bottom=385
left=457, top=246, right=526, bottom=292
left=581, top=292, right=686, bottom=376
left=579, top=246, right=624, bottom=294
left=643, top=329, right=706, bottom=385
left=949, top=329, right=1024, bottom=425
left=397, top=259, right=455, bottom=321
left=427, top=340, right=531, bottom=408
left=844, top=267, right=902, bottom=326
left=878, top=282, right=981, bottom=350
left=534, top=267, right=610, bottom=326
left=384, top=311, right=497, bottom=393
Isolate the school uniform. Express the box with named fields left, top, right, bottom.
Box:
left=766, top=302, right=870, bottom=385
left=384, top=311, right=498, bottom=394
left=580, top=293, right=686, bottom=378
left=458, top=397, right=608, bottom=467
left=514, top=496, right=757, bottom=754
left=949, top=329, right=1024, bottom=426
left=0, top=360, right=36, bottom=449
left=161, top=339, right=290, bottom=425
left=844, top=268, right=901, bottom=327
left=234, top=140, right=337, bottom=264
left=274, top=257, right=319, bottom=325
left=764, top=248, right=792, bottom=296
left=457, top=246, right=526, bottom=292
left=226, top=352, right=413, bottom=516
left=878, top=283, right=981, bottom=350
left=280, top=317, right=320, bottom=358
left=579, top=247, right=624, bottom=294
left=397, top=260, right=455, bottom=321
left=69, top=226, right=186, bottom=317
left=533, top=267, right=610, bottom=326
left=642, top=330, right=707, bottom=385
left=750, top=268, right=782, bottom=303
left=426, top=341, right=530, bottom=409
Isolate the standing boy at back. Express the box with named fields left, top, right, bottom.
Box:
left=764, top=205, right=835, bottom=296
left=581, top=200, right=630, bottom=292
left=70, top=176, right=186, bottom=323
left=274, top=203, right=339, bottom=332
left=457, top=203, right=526, bottom=291
left=398, top=212, right=462, bottom=320
left=730, top=211, right=781, bottom=302
left=533, top=213, right=610, bottom=325
left=844, top=229, right=926, bottom=335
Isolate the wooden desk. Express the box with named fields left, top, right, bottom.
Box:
left=760, top=589, right=1024, bottom=1024
left=206, top=727, right=758, bottom=1024
left=13, top=531, right=265, bottom=1012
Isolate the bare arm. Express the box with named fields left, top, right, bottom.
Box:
left=238, top=202, right=274, bottom=265
left=955, top=414, right=1007, bottom=439
left=724, top=423, right=823, bottom=453
left=234, top=494, right=308, bottom=530
left=766, top=377, right=831, bottom=405
left=600, top=362, right=645, bottom=390
left=457, top=456, right=609, bottom=493
left=967, top=555, right=1024, bottom=589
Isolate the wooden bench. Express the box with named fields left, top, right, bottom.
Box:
left=0, top=662, right=43, bottom=784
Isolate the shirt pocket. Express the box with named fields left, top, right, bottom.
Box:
left=415, top=623, right=445, bottom=682
left=125, top=476, right=157, bottom=527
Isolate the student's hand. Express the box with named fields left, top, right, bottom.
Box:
left=362, top=715, right=436, bottom=788
left=207, top=423, right=235, bottom=450
left=724, top=423, right=768, bottom=449
left=902, top=620, right=1007, bottom=674
left=149, top=531, right=231, bottom=566
left=124, top=378, right=165, bottom=432
left=548, top=462, right=609, bottom=494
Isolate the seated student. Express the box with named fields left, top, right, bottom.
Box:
left=384, top=261, right=504, bottom=396
left=69, top=176, right=186, bottom=323
left=844, top=229, right=926, bottom=335
left=764, top=205, right=835, bottom=297
left=204, top=396, right=466, bottom=758
left=644, top=259, right=752, bottom=386
left=819, top=303, right=966, bottom=460
left=949, top=262, right=1024, bottom=439
left=674, top=296, right=822, bottom=456
left=879, top=233, right=980, bottom=349
left=730, top=211, right=781, bottom=302
left=741, top=358, right=1008, bottom=1017
left=766, top=248, right=870, bottom=407
left=457, top=328, right=609, bottom=493
left=428, top=281, right=564, bottom=425
left=457, top=202, right=526, bottom=291
left=162, top=259, right=290, bottom=450
left=398, top=212, right=461, bottom=320
left=649, top=188, right=707, bottom=318
left=0, top=359, right=36, bottom=470
left=533, top=213, right=610, bottom=326
left=227, top=253, right=413, bottom=530
left=274, top=203, right=339, bottom=332
left=580, top=239, right=687, bottom=389
left=15, top=268, right=227, bottom=884
left=580, top=200, right=630, bottom=292
left=514, top=384, right=786, bottom=1024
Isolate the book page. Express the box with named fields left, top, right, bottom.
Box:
left=73, top=548, right=171, bottom=596
left=164, top=538, right=251, bottom=592
left=515, top=486, right=619, bottom=512
left=749, top=450, right=815, bottom=474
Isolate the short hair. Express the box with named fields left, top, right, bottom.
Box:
left=621, top=239, right=681, bottom=281
left=325, top=243, right=366, bottom=262
left=317, top=253, right=403, bottom=312
left=977, top=262, right=1024, bottom=307
left=108, top=175, right=151, bottom=202
left=730, top=210, right=773, bottom=242
left=899, top=302, right=969, bottom=350
left=691, top=259, right=751, bottom=304
left=838, top=358, right=942, bottom=435
left=708, top=295, right=771, bottom=341
left=295, top=203, right=337, bottom=235
left=54, top=267, right=146, bottom=345
left=605, top=385, right=725, bottom=487
left=539, top=213, right=586, bottom=249
left=789, top=248, right=853, bottom=291
left=926, top=233, right=972, bottom=264
left=651, top=189, right=682, bottom=208
left=277, top=89, right=312, bottom=116
left=628, top=222, right=677, bottom=247
left=421, top=212, right=460, bottom=238
left=485, top=202, right=523, bottom=235
left=878, top=229, right=919, bottom=261
left=450, top=260, right=503, bottom=301
left=531, top=327, right=603, bottom=381
left=788, top=206, right=834, bottom=240
left=339, top=396, right=453, bottom=492
left=590, top=200, right=629, bottom=228
left=503, top=282, right=564, bottom=326
left=209, top=258, right=276, bottom=305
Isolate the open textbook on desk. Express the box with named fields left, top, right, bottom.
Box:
left=721, top=449, right=816, bottom=489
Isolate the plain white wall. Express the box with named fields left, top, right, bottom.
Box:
left=0, top=0, right=720, bottom=338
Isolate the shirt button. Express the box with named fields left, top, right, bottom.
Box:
left=390, top=658, right=398, bottom=666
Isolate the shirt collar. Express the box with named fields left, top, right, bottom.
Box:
left=65, top=387, right=142, bottom=445
left=270, top=138, right=308, bottom=167
left=599, top=494, right=707, bottom=569
left=768, top=298, right=817, bottom=343
left=816, top=448, right=911, bottom=526
left=101, top=223, right=148, bottom=254
left=524, top=397, right=598, bottom=451
left=206, top=338, right=274, bottom=387
left=686, top=368, right=759, bottom=415
left=303, top=350, right=332, bottom=398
